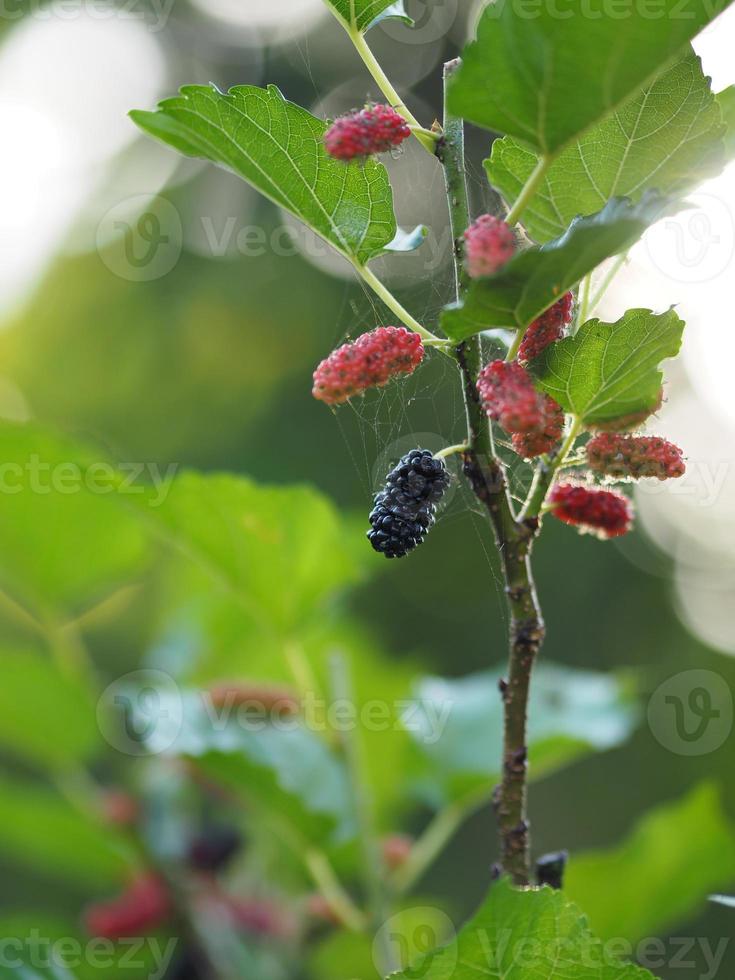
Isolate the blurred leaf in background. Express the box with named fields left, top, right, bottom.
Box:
left=0, top=424, right=147, bottom=619
left=406, top=664, right=639, bottom=807
left=566, top=781, right=735, bottom=941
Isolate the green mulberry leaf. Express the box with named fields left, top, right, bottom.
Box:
left=136, top=470, right=362, bottom=634
left=449, top=0, right=732, bottom=156
left=387, top=877, right=654, bottom=980
left=487, top=54, right=727, bottom=243
left=138, top=689, right=354, bottom=845
left=131, top=84, right=397, bottom=265
left=442, top=194, right=670, bottom=341
left=0, top=650, right=97, bottom=771
left=405, top=663, right=638, bottom=807
left=530, top=308, right=684, bottom=424
left=717, top=84, right=735, bottom=155
left=567, top=783, right=735, bottom=941
left=323, top=0, right=411, bottom=33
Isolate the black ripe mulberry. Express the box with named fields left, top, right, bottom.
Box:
left=367, top=449, right=450, bottom=558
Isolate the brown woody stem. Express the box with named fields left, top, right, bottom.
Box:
left=439, top=59, right=545, bottom=885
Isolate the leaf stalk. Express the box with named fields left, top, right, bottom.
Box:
left=346, top=27, right=438, bottom=153
left=521, top=417, right=583, bottom=521
left=354, top=262, right=442, bottom=344
left=505, top=154, right=551, bottom=227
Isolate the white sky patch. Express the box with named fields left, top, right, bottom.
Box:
left=0, top=5, right=167, bottom=316
left=188, top=0, right=327, bottom=41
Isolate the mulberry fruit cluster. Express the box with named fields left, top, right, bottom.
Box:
left=510, top=408, right=564, bottom=459
left=84, top=873, right=171, bottom=939
left=312, top=326, right=424, bottom=405
left=367, top=449, right=450, bottom=558
left=477, top=360, right=564, bottom=458
left=517, top=292, right=574, bottom=363
left=464, top=215, right=516, bottom=278
left=324, top=105, right=411, bottom=161
left=586, top=433, right=685, bottom=480
left=548, top=482, right=634, bottom=539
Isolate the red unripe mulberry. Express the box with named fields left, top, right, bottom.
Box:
left=477, top=360, right=562, bottom=435
left=84, top=873, right=171, bottom=939
left=548, top=482, right=633, bottom=539
left=518, top=292, right=574, bottom=363
left=312, top=326, right=424, bottom=405
left=464, top=215, right=516, bottom=278
left=586, top=433, right=685, bottom=480
left=325, top=105, right=411, bottom=160
left=511, top=403, right=565, bottom=459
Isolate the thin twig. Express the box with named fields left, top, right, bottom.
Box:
left=521, top=419, right=583, bottom=521
left=354, top=262, right=444, bottom=345
left=304, top=848, right=366, bottom=932
left=439, top=59, right=546, bottom=885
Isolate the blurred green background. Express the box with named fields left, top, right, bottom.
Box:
left=0, top=1, right=733, bottom=978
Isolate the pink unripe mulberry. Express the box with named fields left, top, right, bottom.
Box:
left=477, top=360, right=562, bottom=435
left=312, top=326, right=424, bottom=405
left=586, top=433, right=685, bottom=480
left=99, top=789, right=139, bottom=827
left=588, top=388, right=664, bottom=433
left=325, top=105, right=411, bottom=161
left=518, top=292, right=574, bottom=364
left=305, top=892, right=341, bottom=926
left=548, top=482, right=633, bottom=539
left=464, top=215, right=516, bottom=278
left=381, top=834, right=414, bottom=870
left=207, top=682, right=301, bottom=717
